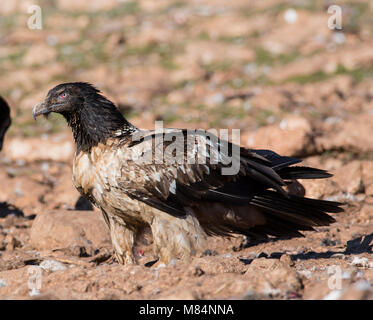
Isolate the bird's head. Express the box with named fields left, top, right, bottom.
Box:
left=32, top=82, right=97, bottom=120
left=33, top=82, right=134, bottom=152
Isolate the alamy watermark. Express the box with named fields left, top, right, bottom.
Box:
left=27, top=5, right=42, bottom=30
left=327, top=265, right=342, bottom=290
left=27, top=266, right=42, bottom=296
left=328, top=5, right=342, bottom=30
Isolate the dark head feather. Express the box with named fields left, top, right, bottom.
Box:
left=34, top=82, right=136, bottom=152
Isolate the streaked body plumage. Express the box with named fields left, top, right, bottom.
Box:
left=33, top=83, right=344, bottom=264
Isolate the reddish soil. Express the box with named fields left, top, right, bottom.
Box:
left=0, top=0, right=372, bottom=300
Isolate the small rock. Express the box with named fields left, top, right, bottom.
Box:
left=5, top=235, right=22, bottom=251
left=188, top=256, right=247, bottom=275
left=245, top=258, right=303, bottom=296
left=284, top=9, right=298, bottom=24
left=201, top=249, right=218, bottom=256
left=204, top=93, right=225, bottom=106
left=350, top=256, right=370, bottom=268
left=333, top=161, right=363, bottom=195
left=323, top=290, right=342, bottom=300
left=162, top=289, right=197, bottom=300
left=316, top=114, right=373, bottom=155
left=156, top=263, right=166, bottom=270
left=246, top=116, right=314, bottom=157
left=192, top=266, right=205, bottom=277
left=30, top=210, right=110, bottom=252
left=354, top=280, right=371, bottom=291
left=301, top=179, right=340, bottom=199
left=0, top=279, right=7, bottom=288
left=339, top=281, right=373, bottom=299
left=4, top=137, right=74, bottom=163
left=280, top=254, right=294, bottom=266
left=242, top=290, right=261, bottom=300
left=298, top=270, right=312, bottom=279
left=169, top=259, right=178, bottom=266
left=321, top=238, right=338, bottom=247
left=40, top=260, right=67, bottom=272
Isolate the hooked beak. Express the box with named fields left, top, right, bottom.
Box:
left=32, top=102, right=64, bottom=120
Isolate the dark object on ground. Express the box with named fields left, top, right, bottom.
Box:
left=74, top=196, right=94, bottom=211
left=0, top=96, right=11, bottom=151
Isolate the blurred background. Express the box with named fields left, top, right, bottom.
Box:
left=1, top=0, right=373, bottom=141
left=0, top=0, right=373, bottom=300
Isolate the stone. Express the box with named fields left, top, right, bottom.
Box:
left=244, top=258, right=303, bottom=295
left=40, top=260, right=67, bottom=272
left=3, top=136, right=74, bottom=163
left=30, top=210, right=110, bottom=252
left=333, top=161, right=363, bottom=194
left=316, top=114, right=373, bottom=155
left=188, top=255, right=247, bottom=276
left=300, top=178, right=340, bottom=199
left=246, top=116, right=314, bottom=157
left=362, top=161, right=373, bottom=196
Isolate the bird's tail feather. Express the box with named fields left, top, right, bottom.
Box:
left=276, top=166, right=333, bottom=180
left=197, top=190, right=343, bottom=239
left=245, top=190, right=343, bottom=238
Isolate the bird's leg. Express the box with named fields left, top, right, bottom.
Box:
left=149, top=211, right=207, bottom=265
left=101, top=210, right=137, bottom=265
left=110, top=219, right=137, bottom=265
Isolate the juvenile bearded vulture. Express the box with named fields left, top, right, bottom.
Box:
left=33, top=82, right=343, bottom=264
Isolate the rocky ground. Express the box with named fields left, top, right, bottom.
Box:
left=0, top=0, right=372, bottom=299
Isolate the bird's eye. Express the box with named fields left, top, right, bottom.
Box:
left=58, top=92, right=67, bottom=100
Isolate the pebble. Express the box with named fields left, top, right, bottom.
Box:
left=350, top=256, right=370, bottom=268
left=323, top=290, right=342, bottom=300
left=169, top=259, right=178, bottom=266
left=40, top=260, right=67, bottom=272
left=29, top=288, right=40, bottom=297
left=155, top=263, right=166, bottom=270
left=354, top=280, right=371, bottom=291
left=298, top=270, right=312, bottom=279
left=332, top=32, right=346, bottom=45
left=204, top=93, right=224, bottom=106
left=40, top=162, right=50, bottom=172
left=284, top=9, right=298, bottom=24
left=0, top=279, right=7, bottom=288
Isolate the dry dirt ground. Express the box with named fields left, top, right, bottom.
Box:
left=0, top=0, right=373, bottom=299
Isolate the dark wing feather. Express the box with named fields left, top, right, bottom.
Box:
left=118, top=128, right=343, bottom=238
left=121, top=129, right=288, bottom=215
left=276, top=166, right=332, bottom=180
left=251, top=149, right=301, bottom=169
